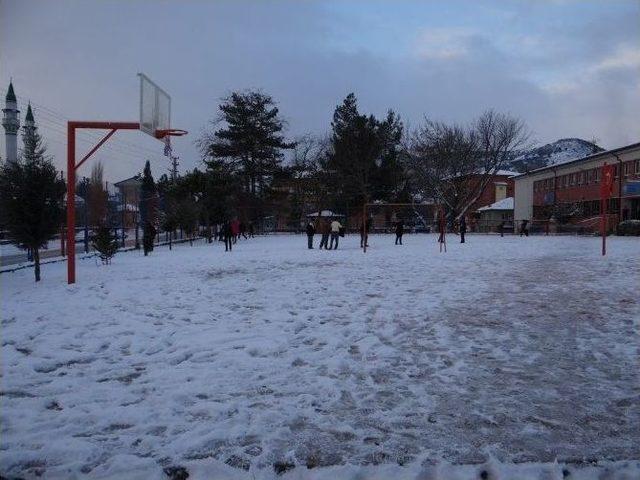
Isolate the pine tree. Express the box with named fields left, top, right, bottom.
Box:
left=326, top=93, right=404, bottom=214
left=0, top=127, right=65, bottom=281
left=91, top=225, right=118, bottom=264
left=198, top=91, right=294, bottom=221
left=140, top=161, right=157, bottom=256
left=176, top=197, right=200, bottom=246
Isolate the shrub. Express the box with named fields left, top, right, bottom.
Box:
left=616, top=220, right=640, bottom=236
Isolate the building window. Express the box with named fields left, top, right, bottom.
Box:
left=587, top=170, right=592, bottom=184
left=551, top=177, right=555, bottom=189
left=635, top=159, right=640, bottom=173
left=543, top=179, right=548, bottom=190
left=624, top=162, right=630, bottom=176
left=578, top=172, right=584, bottom=185
left=594, top=169, right=600, bottom=182
left=563, top=175, right=568, bottom=187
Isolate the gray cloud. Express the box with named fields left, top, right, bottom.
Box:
left=1, top=0, right=638, bottom=182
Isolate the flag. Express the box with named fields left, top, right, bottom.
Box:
left=600, top=163, right=614, bottom=199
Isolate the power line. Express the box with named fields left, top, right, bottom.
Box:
left=1, top=84, right=183, bottom=178
left=2, top=85, right=170, bottom=158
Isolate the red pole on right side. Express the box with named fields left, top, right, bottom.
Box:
left=601, top=195, right=607, bottom=256
left=67, top=123, right=76, bottom=284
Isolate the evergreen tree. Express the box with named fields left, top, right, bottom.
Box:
left=176, top=197, right=200, bottom=246
left=326, top=93, right=404, bottom=215
left=91, top=224, right=118, bottom=264
left=140, top=161, right=157, bottom=256
left=161, top=195, right=179, bottom=250
left=198, top=90, right=294, bottom=221
left=0, top=127, right=65, bottom=281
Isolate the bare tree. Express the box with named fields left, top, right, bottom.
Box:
left=87, top=162, right=108, bottom=228
left=288, top=134, right=331, bottom=225
left=408, top=110, right=530, bottom=220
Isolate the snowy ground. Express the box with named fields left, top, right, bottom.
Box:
left=1, top=234, right=639, bottom=479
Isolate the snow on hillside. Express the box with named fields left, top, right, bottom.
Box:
left=1, top=235, right=639, bottom=479
left=509, top=138, right=604, bottom=173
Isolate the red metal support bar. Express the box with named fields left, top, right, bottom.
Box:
left=75, top=129, right=117, bottom=171
left=66, top=121, right=140, bottom=284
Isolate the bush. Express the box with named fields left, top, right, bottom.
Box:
left=616, top=220, right=640, bottom=236
left=92, top=225, right=119, bottom=264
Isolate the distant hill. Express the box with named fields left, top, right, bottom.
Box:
left=508, top=138, right=604, bottom=173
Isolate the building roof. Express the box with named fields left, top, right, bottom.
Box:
left=114, top=175, right=142, bottom=186
left=494, top=170, right=520, bottom=177
left=478, top=197, right=514, bottom=212
left=6, top=82, right=16, bottom=102
left=513, top=141, right=640, bottom=178
left=307, top=210, right=344, bottom=218
left=25, top=103, right=34, bottom=122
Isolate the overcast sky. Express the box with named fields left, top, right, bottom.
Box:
left=1, top=0, right=639, bottom=182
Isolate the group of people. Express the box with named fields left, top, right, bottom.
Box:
left=304, top=217, right=407, bottom=249
left=219, top=219, right=254, bottom=252
left=306, top=217, right=344, bottom=250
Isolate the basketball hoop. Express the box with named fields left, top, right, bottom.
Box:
left=155, top=128, right=188, bottom=139
left=65, top=74, right=187, bottom=284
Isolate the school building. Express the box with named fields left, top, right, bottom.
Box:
left=513, top=141, right=640, bottom=232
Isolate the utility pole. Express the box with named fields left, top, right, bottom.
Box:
left=170, top=154, right=179, bottom=182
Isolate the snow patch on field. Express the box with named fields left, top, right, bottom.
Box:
left=1, top=234, right=639, bottom=478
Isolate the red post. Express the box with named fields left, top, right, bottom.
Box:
left=63, top=121, right=161, bottom=284
left=601, top=196, right=607, bottom=256
left=67, top=123, right=76, bottom=284
left=600, top=163, right=614, bottom=257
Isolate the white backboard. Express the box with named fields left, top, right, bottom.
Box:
left=138, top=73, right=171, bottom=138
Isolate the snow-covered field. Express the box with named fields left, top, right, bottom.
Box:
left=1, top=234, right=639, bottom=479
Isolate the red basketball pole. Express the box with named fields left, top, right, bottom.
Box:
left=66, top=121, right=140, bottom=284
left=600, top=162, right=614, bottom=257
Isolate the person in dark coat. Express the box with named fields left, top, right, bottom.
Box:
left=239, top=222, right=247, bottom=239
left=459, top=216, right=466, bottom=243
left=223, top=221, right=233, bottom=252
left=360, top=218, right=370, bottom=248
left=318, top=218, right=330, bottom=250
left=395, top=220, right=404, bottom=245
left=519, top=219, right=529, bottom=237
left=248, top=221, right=255, bottom=238
left=306, top=221, right=315, bottom=249
left=499, top=220, right=505, bottom=237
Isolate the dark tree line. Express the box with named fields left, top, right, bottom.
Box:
left=0, top=87, right=531, bottom=282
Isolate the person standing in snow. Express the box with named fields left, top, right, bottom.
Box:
left=459, top=216, right=466, bottom=243
left=395, top=220, right=404, bottom=245
left=499, top=220, right=505, bottom=237
left=329, top=218, right=342, bottom=250
left=223, top=221, right=233, bottom=252
left=231, top=218, right=240, bottom=243
left=306, top=221, right=315, bottom=249
left=519, top=219, right=529, bottom=237
left=239, top=221, right=247, bottom=240
left=318, top=218, right=330, bottom=250
left=360, top=218, right=370, bottom=248
left=248, top=221, right=255, bottom=238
